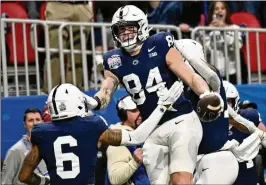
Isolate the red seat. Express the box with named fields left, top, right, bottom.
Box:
left=1, top=2, right=35, bottom=65
left=230, top=12, right=266, bottom=72
left=40, top=2, right=47, bottom=20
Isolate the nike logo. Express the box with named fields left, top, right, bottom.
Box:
left=148, top=46, right=156, bottom=52
left=202, top=168, right=209, bottom=172
left=175, top=120, right=183, bottom=125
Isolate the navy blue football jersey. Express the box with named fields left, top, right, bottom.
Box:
left=229, top=122, right=257, bottom=185
left=103, top=32, right=193, bottom=124
left=184, top=65, right=229, bottom=154
left=31, top=115, right=108, bottom=185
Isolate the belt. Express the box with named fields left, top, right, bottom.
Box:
left=56, top=1, right=88, bottom=5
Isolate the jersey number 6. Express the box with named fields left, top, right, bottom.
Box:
left=53, top=136, right=80, bottom=179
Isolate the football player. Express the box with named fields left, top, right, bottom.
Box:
left=223, top=80, right=262, bottom=185
left=18, top=82, right=183, bottom=185
left=85, top=5, right=224, bottom=185
left=175, top=39, right=238, bottom=184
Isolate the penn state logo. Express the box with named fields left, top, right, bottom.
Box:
left=108, top=55, right=122, bottom=69
left=133, top=60, right=139, bottom=65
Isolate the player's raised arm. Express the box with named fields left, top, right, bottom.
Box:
left=99, top=81, right=184, bottom=146
left=18, top=145, right=50, bottom=185
left=85, top=70, right=120, bottom=110
left=166, top=46, right=210, bottom=96
left=175, top=39, right=221, bottom=92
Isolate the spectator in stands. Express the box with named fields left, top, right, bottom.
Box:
left=43, top=1, right=93, bottom=93
left=144, top=1, right=202, bottom=38
left=1, top=108, right=48, bottom=185
left=105, top=96, right=150, bottom=185
left=201, top=1, right=247, bottom=84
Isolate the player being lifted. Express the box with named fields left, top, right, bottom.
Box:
left=85, top=5, right=223, bottom=185
left=175, top=39, right=238, bottom=184
left=18, top=82, right=183, bottom=185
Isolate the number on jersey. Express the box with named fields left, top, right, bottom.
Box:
left=122, top=67, right=167, bottom=105
left=165, top=35, right=174, bottom=47
left=53, top=136, right=80, bottom=179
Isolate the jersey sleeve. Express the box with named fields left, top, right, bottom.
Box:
left=155, top=32, right=175, bottom=57
left=30, top=126, right=43, bottom=145
left=103, top=52, right=111, bottom=71
left=89, top=115, right=108, bottom=136
left=97, top=116, right=109, bottom=135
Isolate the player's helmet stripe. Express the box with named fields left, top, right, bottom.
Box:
left=52, top=84, right=61, bottom=115
left=119, top=6, right=125, bottom=19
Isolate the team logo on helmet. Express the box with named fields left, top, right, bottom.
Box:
left=59, top=102, right=66, bottom=111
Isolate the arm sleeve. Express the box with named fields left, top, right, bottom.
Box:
left=228, top=106, right=258, bottom=133
left=30, top=127, right=42, bottom=145
left=1, top=149, right=20, bottom=184
left=121, top=105, right=167, bottom=146
left=107, top=146, right=139, bottom=185
left=175, top=39, right=221, bottom=92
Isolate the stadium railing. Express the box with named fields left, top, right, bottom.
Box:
left=0, top=18, right=181, bottom=97
left=191, top=26, right=266, bottom=85
left=1, top=18, right=266, bottom=97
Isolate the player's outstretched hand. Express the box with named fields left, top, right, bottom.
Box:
left=157, top=81, right=184, bottom=110
left=84, top=95, right=99, bottom=110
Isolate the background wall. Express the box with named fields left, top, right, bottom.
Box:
left=1, top=85, right=266, bottom=158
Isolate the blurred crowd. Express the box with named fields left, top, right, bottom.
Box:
left=1, top=1, right=266, bottom=94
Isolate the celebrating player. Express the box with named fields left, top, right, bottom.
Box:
left=175, top=39, right=239, bottom=184
left=18, top=82, right=183, bottom=185
left=223, top=80, right=264, bottom=185
left=85, top=5, right=223, bottom=185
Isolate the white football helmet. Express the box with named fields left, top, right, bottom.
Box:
left=111, top=5, right=150, bottom=52
left=223, top=80, right=240, bottom=111
left=46, top=83, right=88, bottom=121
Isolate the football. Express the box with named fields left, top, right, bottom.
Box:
left=196, top=93, right=222, bottom=122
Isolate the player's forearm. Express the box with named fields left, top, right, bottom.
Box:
left=94, top=72, right=119, bottom=110
left=189, top=59, right=221, bottom=92
left=228, top=106, right=257, bottom=133
left=190, top=73, right=210, bottom=96
left=121, top=105, right=167, bottom=145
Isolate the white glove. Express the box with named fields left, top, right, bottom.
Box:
left=157, top=81, right=184, bottom=110
left=84, top=94, right=99, bottom=110
left=200, top=91, right=224, bottom=112
left=257, top=129, right=266, bottom=148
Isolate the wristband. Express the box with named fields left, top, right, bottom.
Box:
left=93, top=96, right=101, bottom=110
